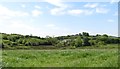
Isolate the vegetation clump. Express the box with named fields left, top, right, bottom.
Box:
left=1, top=32, right=119, bottom=49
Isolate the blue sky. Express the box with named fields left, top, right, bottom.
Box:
left=0, top=1, right=118, bottom=37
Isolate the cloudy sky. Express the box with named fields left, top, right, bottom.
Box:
left=0, top=0, right=118, bottom=37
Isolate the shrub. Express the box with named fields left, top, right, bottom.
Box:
left=11, top=42, right=18, bottom=46
left=97, top=41, right=106, bottom=46
left=70, top=46, right=76, bottom=49
left=82, top=37, right=90, bottom=46
left=89, top=40, right=96, bottom=46
left=3, top=40, right=11, bottom=46
left=56, top=42, right=64, bottom=47
left=75, top=36, right=82, bottom=47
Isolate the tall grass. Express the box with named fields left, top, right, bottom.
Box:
left=2, top=49, right=118, bottom=67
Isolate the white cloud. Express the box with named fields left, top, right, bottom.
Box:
left=46, top=24, right=55, bottom=27
left=10, top=21, right=34, bottom=30
left=0, top=5, right=29, bottom=17
left=68, top=9, right=94, bottom=16
left=96, top=7, right=109, bottom=14
left=2, top=20, right=34, bottom=30
left=46, top=0, right=68, bottom=15
left=107, top=19, right=114, bottom=22
left=68, top=9, right=83, bottom=15
left=84, top=3, right=98, bottom=8
left=34, top=5, right=41, bottom=9
left=32, top=9, right=43, bottom=17
left=50, top=7, right=94, bottom=16
left=46, top=24, right=59, bottom=30
left=21, top=4, right=26, bottom=8
left=0, top=19, right=39, bottom=36
left=45, top=24, right=71, bottom=35
left=84, top=3, right=110, bottom=14
left=50, top=8, right=65, bottom=15
left=0, top=20, right=3, bottom=25
left=0, top=16, right=11, bottom=20
left=45, top=0, right=67, bottom=8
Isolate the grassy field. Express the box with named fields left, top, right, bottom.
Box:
left=2, top=48, right=118, bottom=67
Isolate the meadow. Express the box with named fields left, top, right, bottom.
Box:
left=2, top=47, right=118, bottom=67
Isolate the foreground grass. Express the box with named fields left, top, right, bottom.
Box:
left=2, top=49, right=118, bottom=67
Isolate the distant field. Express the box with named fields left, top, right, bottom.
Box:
left=2, top=49, right=118, bottom=67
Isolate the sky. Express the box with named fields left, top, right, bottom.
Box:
left=0, top=0, right=118, bottom=37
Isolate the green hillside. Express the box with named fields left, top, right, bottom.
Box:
left=1, top=32, right=120, bottom=49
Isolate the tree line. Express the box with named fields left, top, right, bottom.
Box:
left=0, top=32, right=120, bottom=48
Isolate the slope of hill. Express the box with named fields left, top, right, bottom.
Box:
left=0, top=32, right=119, bottom=49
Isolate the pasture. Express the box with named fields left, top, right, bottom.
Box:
left=2, top=48, right=118, bottom=67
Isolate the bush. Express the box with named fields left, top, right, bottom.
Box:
left=56, top=42, right=64, bottom=47
left=89, top=40, right=96, bottom=46
left=97, top=41, right=106, bottom=46
left=3, top=40, right=11, bottom=46
left=82, top=37, right=90, bottom=46
left=75, top=36, right=82, bottom=47
left=11, top=42, right=18, bottom=46
left=70, top=46, right=76, bottom=49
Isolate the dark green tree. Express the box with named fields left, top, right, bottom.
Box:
left=82, top=37, right=90, bottom=46
left=82, top=32, right=89, bottom=36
